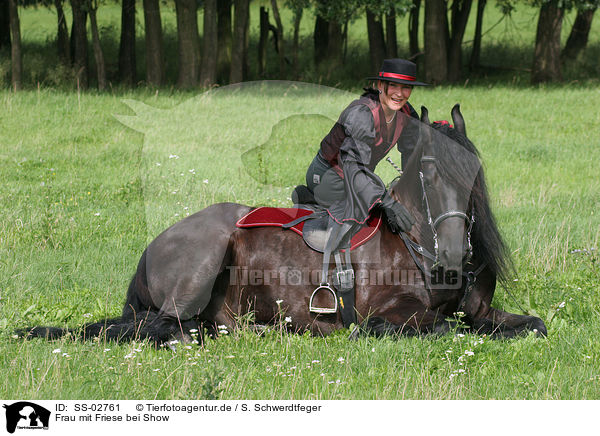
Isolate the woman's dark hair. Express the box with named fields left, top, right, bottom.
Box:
left=361, top=86, right=381, bottom=100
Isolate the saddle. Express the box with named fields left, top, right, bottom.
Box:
left=236, top=206, right=382, bottom=253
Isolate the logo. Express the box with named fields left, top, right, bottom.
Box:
left=3, top=402, right=50, bottom=434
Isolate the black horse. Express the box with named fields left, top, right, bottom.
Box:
left=21, top=106, right=546, bottom=343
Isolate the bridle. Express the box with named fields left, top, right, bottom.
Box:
left=418, top=155, right=474, bottom=266
left=397, top=155, right=485, bottom=311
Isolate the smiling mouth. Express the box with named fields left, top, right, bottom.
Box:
left=391, top=97, right=404, bottom=105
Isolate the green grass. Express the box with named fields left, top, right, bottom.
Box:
left=0, top=83, right=599, bottom=400
left=0, top=0, right=599, bottom=401
left=1, top=2, right=599, bottom=89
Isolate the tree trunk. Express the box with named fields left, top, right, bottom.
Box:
left=313, top=13, right=328, bottom=68
left=424, top=0, right=447, bottom=84
left=562, top=7, right=596, bottom=61
left=54, top=0, right=70, bottom=64
left=385, top=8, right=397, bottom=58
left=270, top=0, right=285, bottom=77
left=7, top=0, right=21, bottom=90
left=70, top=0, right=88, bottom=89
left=230, top=0, right=249, bottom=83
left=217, top=0, right=232, bottom=81
left=469, top=0, right=486, bottom=70
left=143, top=0, right=164, bottom=87
left=408, top=0, right=421, bottom=59
left=292, top=7, right=302, bottom=76
left=258, top=6, right=268, bottom=76
left=531, top=0, right=564, bottom=84
left=366, top=10, right=386, bottom=74
left=0, top=0, right=10, bottom=51
left=175, top=0, right=200, bottom=88
left=118, top=0, right=136, bottom=86
left=327, top=20, right=343, bottom=71
left=200, top=0, right=218, bottom=87
left=448, top=0, right=472, bottom=82
left=88, top=0, right=107, bottom=91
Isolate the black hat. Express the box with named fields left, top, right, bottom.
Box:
left=367, top=59, right=429, bottom=86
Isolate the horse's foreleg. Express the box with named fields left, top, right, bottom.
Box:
left=471, top=307, right=547, bottom=338
left=464, top=269, right=547, bottom=338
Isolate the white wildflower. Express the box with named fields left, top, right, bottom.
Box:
left=284, top=316, right=292, bottom=323
left=52, top=348, right=61, bottom=354
left=337, top=357, right=345, bottom=363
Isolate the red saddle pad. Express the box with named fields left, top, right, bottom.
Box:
left=236, top=207, right=382, bottom=251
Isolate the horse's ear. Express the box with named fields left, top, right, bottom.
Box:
left=420, top=106, right=430, bottom=124
left=451, top=104, right=466, bottom=137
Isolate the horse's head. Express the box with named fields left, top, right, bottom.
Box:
left=393, top=105, right=481, bottom=279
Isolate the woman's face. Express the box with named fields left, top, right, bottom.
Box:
left=378, top=81, right=413, bottom=112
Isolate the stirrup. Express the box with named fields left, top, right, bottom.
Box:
left=309, top=283, right=338, bottom=314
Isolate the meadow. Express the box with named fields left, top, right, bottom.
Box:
left=0, top=5, right=599, bottom=400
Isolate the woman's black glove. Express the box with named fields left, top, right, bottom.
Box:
left=381, top=192, right=414, bottom=233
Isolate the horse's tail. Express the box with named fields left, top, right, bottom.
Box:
left=17, top=249, right=183, bottom=344
left=18, top=311, right=181, bottom=343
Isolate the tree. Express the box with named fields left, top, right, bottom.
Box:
left=408, top=0, right=421, bottom=58
left=143, top=0, right=164, bottom=86
left=200, top=0, right=218, bottom=87
left=422, top=0, right=473, bottom=83
left=469, top=0, right=486, bottom=70
left=562, top=5, right=596, bottom=61
left=366, top=9, right=386, bottom=73
left=54, top=0, right=70, bottom=64
left=119, top=0, right=136, bottom=85
left=70, top=0, right=88, bottom=89
left=362, top=0, right=412, bottom=73
left=424, top=0, right=447, bottom=84
left=88, top=0, right=107, bottom=90
left=257, top=6, right=270, bottom=76
left=385, top=7, right=397, bottom=57
left=230, top=0, right=249, bottom=83
left=531, top=0, right=564, bottom=84
left=313, top=0, right=360, bottom=71
left=175, top=0, right=200, bottom=88
left=7, top=0, right=21, bottom=90
left=447, top=0, right=472, bottom=82
left=270, top=0, right=286, bottom=77
left=0, top=0, right=10, bottom=51
left=217, top=0, right=232, bottom=81
left=285, top=0, right=309, bottom=76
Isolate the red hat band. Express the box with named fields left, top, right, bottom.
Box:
left=379, top=72, right=415, bottom=82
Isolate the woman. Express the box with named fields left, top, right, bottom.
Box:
left=302, top=58, right=428, bottom=234
left=292, top=59, right=429, bottom=323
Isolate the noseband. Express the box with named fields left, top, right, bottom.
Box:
left=419, top=156, right=474, bottom=265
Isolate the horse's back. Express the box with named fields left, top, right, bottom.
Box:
left=144, top=202, right=252, bottom=319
